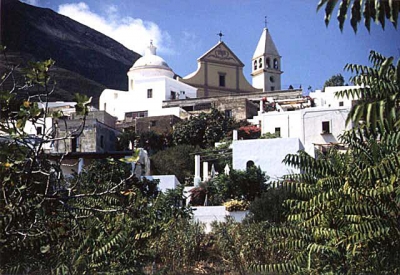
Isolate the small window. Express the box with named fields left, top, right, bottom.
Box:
left=259, top=58, right=263, bottom=69
left=225, top=109, right=232, bottom=118
left=273, top=59, right=278, bottom=69
left=71, top=137, right=77, bottom=152
left=322, top=121, right=330, bottom=134
left=104, top=103, right=107, bottom=111
left=219, top=74, right=226, bottom=87
left=339, top=101, right=344, bottom=107
left=275, top=127, right=281, bottom=137
left=171, top=91, right=176, bottom=100
left=271, top=86, right=275, bottom=91
left=114, top=93, right=118, bottom=99
left=266, top=58, right=271, bottom=68
left=253, top=60, right=257, bottom=70
left=130, top=80, right=134, bottom=90
left=147, top=89, right=153, bottom=98
left=150, top=120, right=156, bottom=127
left=36, top=126, right=42, bottom=135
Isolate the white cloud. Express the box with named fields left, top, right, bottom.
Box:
left=21, top=0, right=39, bottom=6
left=57, top=2, right=174, bottom=56
left=181, top=31, right=201, bottom=51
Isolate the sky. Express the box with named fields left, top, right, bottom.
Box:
left=21, top=0, right=399, bottom=91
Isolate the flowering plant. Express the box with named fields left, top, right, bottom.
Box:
left=223, top=199, right=249, bottom=212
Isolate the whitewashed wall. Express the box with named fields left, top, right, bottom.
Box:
left=99, top=76, right=197, bottom=121
left=232, top=138, right=302, bottom=181
left=309, top=86, right=359, bottom=108
left=144, top=175, right=181, bottom=192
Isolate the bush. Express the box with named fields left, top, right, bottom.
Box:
left=210, top=166, right=269, bottom=202
left=246, top=187, right=289, bottom=224
left=238, top=125, right=261, bottom=139
left=151, top=144, right=198, bottom=184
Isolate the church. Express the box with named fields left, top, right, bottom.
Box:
left=98, top=27, right=285, bottom=123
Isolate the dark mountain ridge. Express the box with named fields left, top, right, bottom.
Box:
left=1, top=0, right=141, bottom=106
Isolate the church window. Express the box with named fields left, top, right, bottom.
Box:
left=266, top=58, right=271, bottom=68
left=147, top=89, right=153, bottom=98
left=270, top=76, right=275, bottom=83
left=219, top=73, right=226, bottom=87
left=273, top=59, right=279, bottom=69
left=253, top=60, right=257, bottom=70
left=271, top=86, right=275, bottom=91
left=259, top=58, right=263, bottom=69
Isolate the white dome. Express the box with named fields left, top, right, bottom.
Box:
left=129, top=41, right=173, bottom=75
left=132, top=54, right=171, bottom=70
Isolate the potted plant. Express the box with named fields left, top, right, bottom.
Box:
left=223, top=199, right=250, bottom=222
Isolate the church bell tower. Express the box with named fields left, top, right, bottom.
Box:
left=251, top=28, right=282, bottom=92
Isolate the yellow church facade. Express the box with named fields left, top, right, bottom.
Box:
left=179, top=41, right=260, bottom=98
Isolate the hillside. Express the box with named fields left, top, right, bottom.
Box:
left=1, top=0, right=141, bottom=107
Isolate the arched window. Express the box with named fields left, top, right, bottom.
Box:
left=246, top=160, right=255, bottom=169
left=266, top=58, right=271, bottom=68
left=273, top=59, right=279, bottom=69
left=259, top=58, right=263, bottom=69
left=253, top=60, right=257, bottom=70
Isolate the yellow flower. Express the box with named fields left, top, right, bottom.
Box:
left=23, top=101, right=30, bottom=108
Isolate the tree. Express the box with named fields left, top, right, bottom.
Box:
left=337, top=50, right=400, bottom=130
left=151, top=144, right=199, bottom=184
left=172, top=108, right=237, bottom=148
left=252, top=52, right=400, bottom=274
left=209, top=166, right=269, bottom=202
left=0, top=49, right=191, bottom=274
left=323, top=73, right=345, bottom=89
left=317, top=0, right=400, bottom=32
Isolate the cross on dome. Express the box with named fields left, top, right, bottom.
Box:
left=147, top=40, right=157, bottom=55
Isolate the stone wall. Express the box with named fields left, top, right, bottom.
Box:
left=134, top=115, right=181, bottom=135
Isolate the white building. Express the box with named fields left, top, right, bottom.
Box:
left=309, top=85, right=359, bottom=108
left=99, top=42, right=197, bottom=121
left=232, top=138, right=302, bottom=180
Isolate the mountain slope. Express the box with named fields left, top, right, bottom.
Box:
left=1, top=0, right=141, bottom=106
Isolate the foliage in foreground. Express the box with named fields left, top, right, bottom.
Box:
left=252, top=51, right=400, bottom=274
left=317, top=0, right=399, bottom=32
